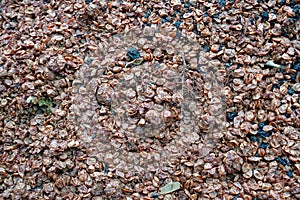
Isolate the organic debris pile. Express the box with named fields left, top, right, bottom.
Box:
left=0, top=0, right=299, bottom=199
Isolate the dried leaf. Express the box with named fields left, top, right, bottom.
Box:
left=125, top=58, right=144, bottom=67
left=51, top=34, right=64, bottom=42
left=132, top=58, right=144, bottom=66
left=158, top=182, right=181, bottom=195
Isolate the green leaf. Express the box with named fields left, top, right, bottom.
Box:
left=38, top=99, right=52, bottom=113
left=38, top=99, right=51, bottom=107
left=158, top=182, right=180, bottom=195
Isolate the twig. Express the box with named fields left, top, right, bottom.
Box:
left=180, top=53, right=187, bottom=97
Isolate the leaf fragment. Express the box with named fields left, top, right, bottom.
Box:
left=265, top=60, right=285, bottom=69
left=158, top=182, right=181, bottom=195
